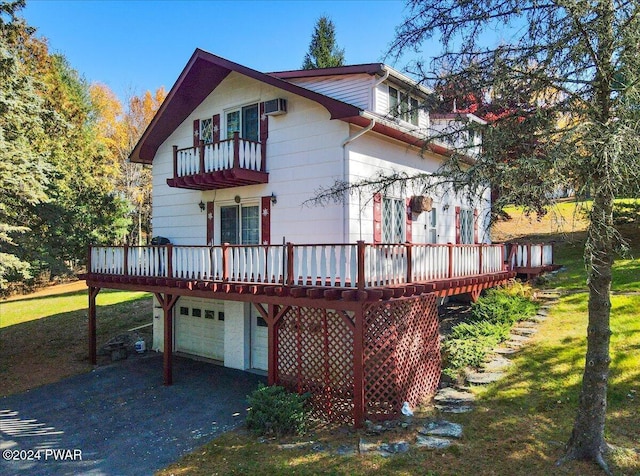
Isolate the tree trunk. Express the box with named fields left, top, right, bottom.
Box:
left=562, top=190, right=614, bottom=473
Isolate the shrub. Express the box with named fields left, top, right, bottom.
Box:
left=245, top=384, right=310, bottom=437
left=442, top=284, right=539, bottom=378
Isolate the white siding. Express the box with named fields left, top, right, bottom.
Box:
left=152, top=72, right=350, bottom=245
left=286, top=74, right=374, bottom=110
left=345, top=129, right=491, bottom=244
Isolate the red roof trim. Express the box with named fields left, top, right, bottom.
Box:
left=130, top=49, right=362, bottom=164
left=269, top=63, right=384, bottom=79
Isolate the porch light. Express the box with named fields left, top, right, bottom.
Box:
left=270, top=192, right=277, bottom=205
left=234, top=195, right=241, bottom=204
left=198, top=200, right=205, bottom=212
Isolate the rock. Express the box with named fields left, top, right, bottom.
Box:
left=380, top=441, right=410, bottom=454
left=516, top=320, right=538, bottom=328
left=511, top=326, right=538, bottom=336
left=494, top=347, right=519, bottom=355
left=358, top=438, right=378, bottom=453
left=419, top=421, right=463, bottom=439
left=311, top=443, right=326, bottom=452
left=415, top=435, right=452, bottom=449
left=483, top=357, right=513, bottom=372
left=434, top=387, right=476, bottom=404
left=435, top=404, right=474, bottom=413
left=278, top=441, right=314, bottom=450
left=508, top=333, right=530, bottom=342
left=466, top=371, right=505, bottom=384
left=336, top=444, right=357, bottom=456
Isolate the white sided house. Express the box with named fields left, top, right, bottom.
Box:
left=85, top=49, right=556, bottom=425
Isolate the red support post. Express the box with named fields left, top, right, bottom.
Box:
left=478, top=244, right=484, bottom=275
left=406, top=243, right=413, bottom=283
left=123, top=244, right=129, bottom=276
left=448, top=243, right=454, bottom=278
left=172, top=145, right=178, bottom=180
left=160, top=293, right=177, bottom=386
left=267, top=304, right=276, bottom=385
left=222, top=243, right=230, bottom=281
left=357, top=241, right=365, bottom=290
left=88, top=286, right=100, bottom=365
left=199, top=139, right=205, bottom=174
left=527, top=243, right=532, bottom=268
left=233, top=131, right=240, bottom=169
left=286, top=243, right=294, bottom=286
left=353, top=305, right=365, bottom=427
left=166, top=244, right=173, bottom=279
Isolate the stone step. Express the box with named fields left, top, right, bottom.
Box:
left=494, top=346, right=519, bottom=355
left=482, top=356, right=513, bottom=372
left=465, top=371, right=505, bottom=385
left=419, top=420, right=463, bottom=439
left=434, top=387, right=476, bottom=404
left=435, top=404, right=474, bottom=413
left=508, top=333, right=530, bottom=343
left=416, top=435, right=452, bottom=449
left=511, top=326, right=538, bottom=336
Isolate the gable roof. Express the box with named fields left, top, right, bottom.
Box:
left=130, top=49, right=362, bottom=163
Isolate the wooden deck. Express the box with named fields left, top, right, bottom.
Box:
left=83, top=241, right=531, bottom=303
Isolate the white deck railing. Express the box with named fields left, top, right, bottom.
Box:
left=507, top=242, right=555, bottom=269
left=174, top=132, right=263, bottom=178
left=89, top=242, right=518, bottom=289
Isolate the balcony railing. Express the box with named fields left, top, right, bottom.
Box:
left=167, top=132, right=268, bottom=190
left=88, top=242, right=513, bottom=290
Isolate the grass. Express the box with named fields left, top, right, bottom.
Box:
left=0, top=287, right=152, bottom=396
left=158, top=200, right=640, bottom=476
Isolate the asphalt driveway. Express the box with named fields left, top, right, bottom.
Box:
left=0, top=354, right=265, bottom=475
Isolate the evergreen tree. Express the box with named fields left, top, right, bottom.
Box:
left=302, top=16, right=345, bottom=69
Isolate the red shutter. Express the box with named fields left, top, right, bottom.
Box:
left=373, top=193, right=382, bottom=244
left=261, top=196, right=271, bottom=245
left=212, top=114, right=220, bottom=143
left=193, top=119, right=200, bottom=147
left=259, top=103, right=269, bottom=171
left=405, top=198, right=412, bottom=243
left=206, top=201, right=215, bottom=246
left=455, top=206, right=461, bottom=244
left=473, top=208, right=479, bottom=244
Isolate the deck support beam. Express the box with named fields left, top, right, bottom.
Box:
left=88, top=286, right=101, bottom=365
left=155, top=293, right=179, bottom=385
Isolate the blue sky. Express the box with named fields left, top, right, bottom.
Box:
left=23, top=0, right=433, bottom=102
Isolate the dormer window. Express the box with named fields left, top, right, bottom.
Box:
left=388, top=86, right=420, bottom=126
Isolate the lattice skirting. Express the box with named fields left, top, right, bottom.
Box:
left=274, top=294, right=441, bottom=424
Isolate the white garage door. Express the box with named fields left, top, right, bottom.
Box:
left=251, top=309, right=268, bottom=371
left=175, top=299, right=224, bottom=361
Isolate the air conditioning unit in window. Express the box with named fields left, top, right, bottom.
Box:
left=263, top=98, right=287, bottom=116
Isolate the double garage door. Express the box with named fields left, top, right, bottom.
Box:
left=175, top=299, right=225, bottom=361
left=174, top=298, right=268, bottom=371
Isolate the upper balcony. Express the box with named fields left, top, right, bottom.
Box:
left=167, top=132, right=268, bottom=190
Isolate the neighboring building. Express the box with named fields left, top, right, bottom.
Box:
left=84, top=49, right=554, bottom=425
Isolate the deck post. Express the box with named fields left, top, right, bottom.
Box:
left=232, top=132, right=240, bottom=169
left=447, top=243, right=454, bottom=278
left=157, top=293, right=178, bottom=386
left=88, top=286, right=101, bottom=365
left=199, top=139, right=205, bottom=174
left=222, top=243, right=230, bottom=281
left=406, top=243, right=413, bottom=283
left=267, top=303, right=277, bottom=385
left=166, top=244, right=173, bottom=279
left=172, top=145, right=178, bottom=180
left=123, top=244, right=129, bottom=276
left=353, top=304, right=365, bottom=427
left=357, top=241, right=365, bottom=290
left=286, top=243, right=294, bottom=285
left=478, top=244, right=484, bottom=274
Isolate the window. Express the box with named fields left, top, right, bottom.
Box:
left=459, top=209, right=475, bottom=244
left=226, top=103, right=259, bottom=142
left=256, top=316, right=268, bottom=327
left=204, top=310, right=215, bottom=319
left=388, top=86, right=420, bottom=126
left=200, top=118, right=213, bottom=143
left=179, top=307, right=189, bottom=316
left=192, top=308, right=202, bottom=318
left=218, top=311, right=225, bottom=321
left=220, top=204, right=260, bottom=244
left=382, top=197, right=405, bottom=243
left=427, top=208, right=437, bottom=243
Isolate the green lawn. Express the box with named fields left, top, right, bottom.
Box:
left=0, top=288, right=148, bottom=328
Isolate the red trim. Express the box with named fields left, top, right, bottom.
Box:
left=269, top=63, right=383, bottom=79
left=212, top=114, right=220, bottom=143
left=455, top=206, right=461, bottom=244
left=373, top=193, right=382, bottom=244
left=259, top=102, right=268, bottom=171
left=405, top=198, right=412, bottom=243
left=193, top=119, right=200, bottom=147
left=206, top=201, right=215, bottom=245
left=130, top=49, right=361, bottom=164
left=261, top=196, right=271, bottom=245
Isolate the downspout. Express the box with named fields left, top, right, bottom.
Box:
left=342, top=117, right=376, bottom=242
